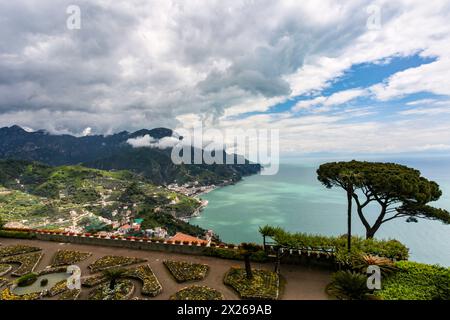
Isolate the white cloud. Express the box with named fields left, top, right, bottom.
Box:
left=371, top=59, right=450, bottom=100
left=127, top=134, right=180, bottom=149
left=292, top=88, right=367, bottom=112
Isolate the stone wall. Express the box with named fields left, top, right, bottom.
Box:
left=34, top=233, right=211, bottom=255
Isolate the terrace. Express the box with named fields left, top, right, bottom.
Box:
left=0, top=238, right=331, bottom=300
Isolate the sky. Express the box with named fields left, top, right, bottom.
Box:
left=0, top=0, right=450, bottom=156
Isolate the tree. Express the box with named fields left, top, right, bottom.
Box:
left=239, top=243, right=261, bottom=280
left=258, top=225, right=278, bottom=250
left=317, top=166, right=363, bottom=250
left=102, top=268, right=127, bottom=290
left=317, top=161, right=450, bottom=239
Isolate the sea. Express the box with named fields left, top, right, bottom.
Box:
left=190, top=155, right=450, bottom=266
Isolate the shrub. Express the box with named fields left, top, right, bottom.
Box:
left=17, top=273, right=38, bottom=287
left=40, top=278, right=48, bottom=287
left=204, top=247, right=269, bottom=263
left=0, top=230, right=36, bottom=239
left=268, top=228, right=409, bottom=261
left=326, top=270, right=374, bottom=300
left=377, top=261, right=450, bottom=300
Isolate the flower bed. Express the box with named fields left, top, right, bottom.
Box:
left=224, top=267, right=279, bottom=300
left=47, top=280, right=69, bottom=297
left=51, top=249, right=92, bottom=266
left=88, top=255, right=147, bottom=272
left=124, top=264, right=162, bottom=297
left=0, top=252, right=43, bottom=276
left=82, top=274, right=108, bottom=287
left=0, top=245, right=41, bottom=258
left=0, top=277, right=8, bottom=288
left=0, top=264, right=12, bottom=276
left=164, top=260, right=209, bottom=283
left=0, top=287, right=41, bottom=300
left=58, top=288, right=81, bottom=300
left=88, top=279, right=134, bottom=300
left=170, top=286, right=224, bottom=300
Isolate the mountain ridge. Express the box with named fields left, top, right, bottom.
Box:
left=0, top=125, right=261, bottom=185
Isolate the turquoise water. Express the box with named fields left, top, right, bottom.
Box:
left=191, top=156, right=450, bottom=266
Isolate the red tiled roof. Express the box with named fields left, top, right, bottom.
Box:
left=169, top=232, right=208, bottom=244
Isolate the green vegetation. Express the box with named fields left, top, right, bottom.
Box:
left=377, top=261, right=450, bottom=300
left=88, top=279, right=134, bottom=300
left=51, top=249, right=92, bottom=267
left=88, top=255, right=147, bottom=272
left=16, top=273, right=38, bottom=287
left=1, top=252, right=43, bottom=276
left=317, top=161, right=450, bottom=239
left=239, top=243, right=262, bottom=280
left=102, top=268, right=127, bottom=290
left=0, top=160, right=205, bottom=235
left=326, top=270, right=375, bottom=300
left=204, top=247, right=269, bottom=262
left=0, top=230, right=36, bottom=239
left=58, top=288, right=81, bottom=300
left=0, top=264, right=11, bottom=276
left=0, top=245, right=41, bottom=259
left=124, top=265, right=162, bottom=297
left=224, top=267, right=279, bottom=300
left=170, top=286, right=224, bottom=300
left=260, top=226, right=409, bottom=261
left=0, top=287, right=41, bottom=300
left=164, top=260, right=209, bottom=283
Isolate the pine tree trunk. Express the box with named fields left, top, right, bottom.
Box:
left=346, top=189, right=352, bottom=252
left=244, top=255, right=253, bottom=279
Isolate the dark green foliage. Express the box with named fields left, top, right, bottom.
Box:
left=377, top=261, right=450, bottom=300
left=265, top=227, right=409, bottom=261
left=102, top=268, right=127, bottom=290
left=204, top=247, right=268, bottom=262
left=317, top=161, right=450, bottom=238
left=326, top=270, right=374, bottom=300
left=40, top=278, right=48, bottom=286
left=0, top=230, right=36, bottom=239
left=16, top=273, right=38, bottom=287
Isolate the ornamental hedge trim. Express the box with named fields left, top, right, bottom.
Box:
left=82, top=274, right=108, bottom=287
left=88, top=255, right=147, bottom=272
left=0, top=264, right=12, bottom=276
left=224, top=267, right=279, bottom=300
left=124, top=264, right=162, bottom=297
left=0, top=252, right=43, bottom=276
left=0, top=245, right=41, bottom=258
left=51, top=249, right=92, bottom=267
left=58, top=288, right=81, bottom=300
left=164, top=260, right=209, bottom=283
left=170, top=285, right=224, bottom=300
left=88, top=279, right=134, bottom=300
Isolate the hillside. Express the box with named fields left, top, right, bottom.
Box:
left=0, top=125, right=261, bottom=185
left=0, top=160, right=207, bottom=237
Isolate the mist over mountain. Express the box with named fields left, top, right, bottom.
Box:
left=0, top=125, right=260, bottom=185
